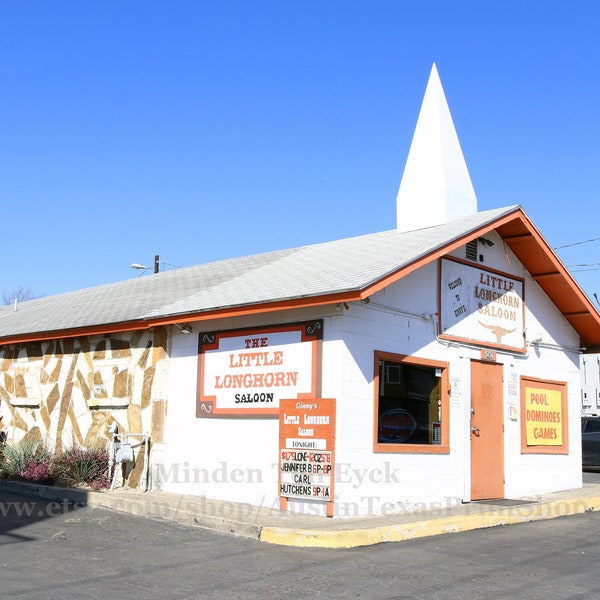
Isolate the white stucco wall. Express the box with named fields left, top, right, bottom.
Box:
left=159, top=235, right=583, bottom=517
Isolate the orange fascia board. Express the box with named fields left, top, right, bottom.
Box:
left=363, top=208, right=600, bottom=349
left=361, top=208, right=527, bottom=297
left=497, top=210, right=600, bottom=349
left=0, top=290, right=363, bottom=345
left=5, top=207, right=600, bottom=348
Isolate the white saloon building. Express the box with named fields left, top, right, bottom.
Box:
left=1, top=65, right=599, bottom=517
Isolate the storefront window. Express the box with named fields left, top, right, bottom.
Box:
left=373, top=352, right=449, bottom=454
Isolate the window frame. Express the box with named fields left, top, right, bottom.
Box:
left=373, top=351, right=450, bottom=454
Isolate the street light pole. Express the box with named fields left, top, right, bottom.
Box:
left=131, top=254, right=160, bottom=274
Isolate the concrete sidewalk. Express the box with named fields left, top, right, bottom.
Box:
left=2, top=479, right=600, bottom=548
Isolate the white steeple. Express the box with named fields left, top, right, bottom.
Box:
left=396, top=64, right=477, bottom=232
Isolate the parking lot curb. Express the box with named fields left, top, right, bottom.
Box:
left=3, top=479, right=600, bottom=548
left=259, top=495, right=600, bottom=548
left=0, top=479, right=89, bottom=505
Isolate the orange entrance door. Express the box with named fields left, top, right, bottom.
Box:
left=470, top=360, right=504, bottom=500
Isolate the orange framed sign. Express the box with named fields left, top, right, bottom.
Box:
left=196, top=320, right=322, bottom=418
left=279, top=398, right=336, bottom=516
left=520, top=376, right=569, bottom=454
left=439, top=257, right=526, bottom=353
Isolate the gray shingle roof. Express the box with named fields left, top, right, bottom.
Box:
left=0, top=206, right=519, bottom=339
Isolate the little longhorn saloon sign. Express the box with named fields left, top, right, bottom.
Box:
left=439, top=258, right=525, bottom=352
left=197, top=321, right=322, bottom=417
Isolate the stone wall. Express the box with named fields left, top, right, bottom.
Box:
left=0, top=327, right=169, bottom=488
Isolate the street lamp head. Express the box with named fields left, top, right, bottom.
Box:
left=131, top=255, right=160, bottom=274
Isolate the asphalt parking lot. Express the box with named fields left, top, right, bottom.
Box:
left=2, top=478, right=600, bottom=599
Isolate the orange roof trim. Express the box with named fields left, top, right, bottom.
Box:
left=8, top=207, right=600, bottom=352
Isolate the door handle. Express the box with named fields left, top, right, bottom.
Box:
left=471, top=426, right=480, bottom=436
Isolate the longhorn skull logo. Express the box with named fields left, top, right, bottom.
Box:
left=478, top=320, right=516, bottom=344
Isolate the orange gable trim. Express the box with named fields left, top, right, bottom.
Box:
left=3, top=207, right=600, bottom=350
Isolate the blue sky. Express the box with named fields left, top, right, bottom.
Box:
left=1, top=1, right=599, bottom=305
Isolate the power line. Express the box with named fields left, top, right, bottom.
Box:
left=555, top=236, right=600, bottom=250
left=569, top=267, right=600, bottom=273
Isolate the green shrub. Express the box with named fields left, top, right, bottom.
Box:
left=0, top=441, right=110, bottom=490
left=49, top=446, right=110, bottom=490
left=0, top=439, right=52, bottom=482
